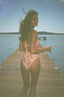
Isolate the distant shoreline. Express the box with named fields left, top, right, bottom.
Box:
left=0, top=32, right=64, bottom=35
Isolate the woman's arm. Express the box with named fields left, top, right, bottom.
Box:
left=19, top=39, right=24, bottom=51
left=36, top=38, right=42, bottom=48
left=31, top=30, right=51, bottom=54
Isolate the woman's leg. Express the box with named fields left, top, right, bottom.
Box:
left=20, top=61, right=30, bottom=97
left=29, top=58, right=40, bottom=97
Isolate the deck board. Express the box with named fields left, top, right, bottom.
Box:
left=0, top=49, right=64, bottom=97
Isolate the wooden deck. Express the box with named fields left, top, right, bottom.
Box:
left=0, top=49, right=64, bottom=97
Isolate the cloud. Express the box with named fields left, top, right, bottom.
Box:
left=57, top=0, right=64, bottom=3
left=58, top=0, right=64, bottom=3
left=44, top=0, right=64, bottom=3
left=40, top=0, right=50, bottom=4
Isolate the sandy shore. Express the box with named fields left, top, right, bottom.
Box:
left=0, top=49, right=64, bottom=97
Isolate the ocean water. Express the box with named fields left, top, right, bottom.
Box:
left=0, top=34, right=64, bottom=75
left=0, top=34, right=20, bottom=65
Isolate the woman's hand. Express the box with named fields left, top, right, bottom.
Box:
left=45, top=46, right=52, bottom=52
left=36, top=44, right=42, bottom=48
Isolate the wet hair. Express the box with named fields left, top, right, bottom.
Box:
left=19, top=9, right=38, bottom=44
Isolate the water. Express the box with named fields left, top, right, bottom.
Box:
left=0, top=34, right=64, bottom=75
left=38, top=34, right=64, bottom=75
left=0, top=34, right=20, bottom=65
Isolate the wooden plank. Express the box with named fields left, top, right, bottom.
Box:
left=0, top=49, right=64, bottom=97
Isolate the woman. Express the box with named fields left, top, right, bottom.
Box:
left=19, top=9, right=51, bottom=97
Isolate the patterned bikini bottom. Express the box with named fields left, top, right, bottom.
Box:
left=22, top=52, right=39, bottom=70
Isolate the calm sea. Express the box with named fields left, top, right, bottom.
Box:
left=0, top=34, right=64, bottom=75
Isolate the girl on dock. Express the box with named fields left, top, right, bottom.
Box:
left=19, top=9, right=51, bottom=97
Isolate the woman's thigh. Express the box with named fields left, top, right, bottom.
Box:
left=30, top=58, right=40, bottom=86
left=21, top=61, right=30, bottom=86
left=31, top=57, right=40, bottom=72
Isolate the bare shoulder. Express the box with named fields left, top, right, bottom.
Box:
left=33, top=30, right=37, bottom=35
left=33, top=30, right=37, bottom=33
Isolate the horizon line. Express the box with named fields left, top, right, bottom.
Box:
left=0, top=31, right=64, bottom=33
left=0, top=31, right=64, bottom=35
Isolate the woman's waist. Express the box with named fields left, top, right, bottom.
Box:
left=23, top=52, right=39, bottom=57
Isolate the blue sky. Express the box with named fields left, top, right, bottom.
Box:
left=0, top=0, right=64, bottom=33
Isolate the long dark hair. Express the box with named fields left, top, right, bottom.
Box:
left=19, top=9, right=38, bottom=44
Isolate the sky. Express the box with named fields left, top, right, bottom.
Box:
left=0, top=0, right=64, bottom=33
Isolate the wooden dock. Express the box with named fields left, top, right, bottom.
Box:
left=0, top=49, right=64, bottom=97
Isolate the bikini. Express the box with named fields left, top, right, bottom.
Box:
left=22, top=38, right=40, bottom=70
